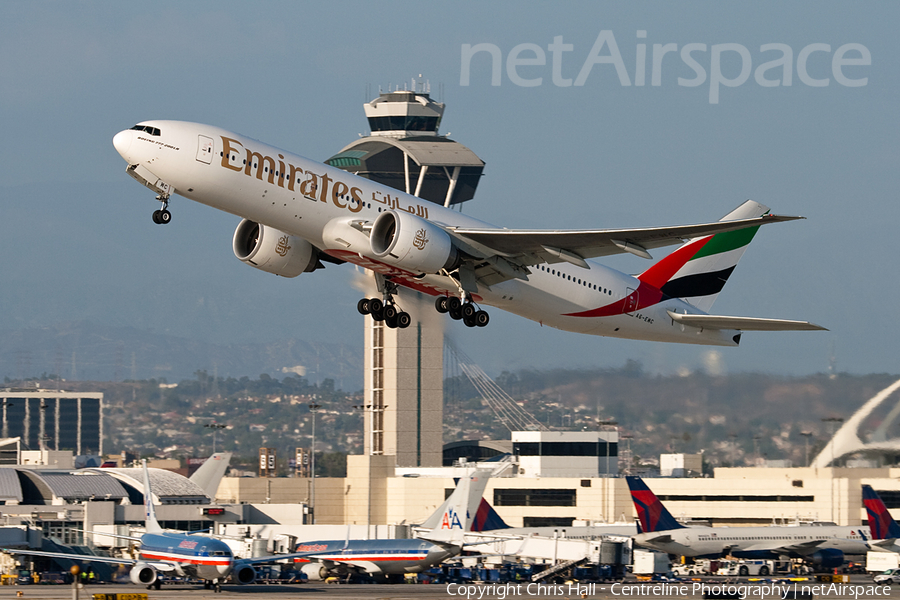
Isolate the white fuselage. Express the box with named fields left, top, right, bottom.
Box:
left=112, top=121, right=739, bottom=346
left=636, top=525, right=872, bottom=559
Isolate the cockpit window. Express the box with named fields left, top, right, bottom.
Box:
left=130, top=124, right=161, bottom=136
left=212, top=551, right=230, bottom=556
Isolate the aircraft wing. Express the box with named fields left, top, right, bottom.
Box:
left=667, top=312, right=827, bottom=332
left=446, top=213, right=800, bottom=264
left=1, top=547, right=137, bottom=566
left=236, top=548, right=336, bottom=566
left=741, top=540, right=825, bottom=554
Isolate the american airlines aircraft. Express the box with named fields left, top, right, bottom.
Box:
left=291, top=469, right=490, bottom=582
left=627, top=477, right=871, bottom=571
left=0, top=461, right=318, bottom=592
left=112, top=121, right=824, bottom=343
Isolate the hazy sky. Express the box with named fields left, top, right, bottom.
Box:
left=1, top=1, right=897, bottom=380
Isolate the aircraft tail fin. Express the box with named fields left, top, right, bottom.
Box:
left=471, top=498, right=510, bottom=531
left=626, top=476, right=686, bottom=533
left=189, top=452, right=232, bottom=500
left=862, top=485, right=900, bottom=540
left=638, top=200, right=768, bottom=312
left=419, top=470, right=491, bottom=545
left=142, top=459, right=163, bottom=535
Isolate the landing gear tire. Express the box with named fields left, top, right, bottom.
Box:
left=447, top=296, right=462, bottom=312
left=357, top=298, right=370, bottom=315
left=461, top=303, right=476, bottom=319
left=448, top=308, right=462, bottom=320
left=368, top=298, right=383, bottom=313
left=159, top=209, right=171, bottom=224
left=397, top=312, right=412, bottom=328
left=385, top=315, right=398, bottom=329
left=383, top=304, right=397, bottom=321
left=215, top=582, right=221, bottom=593
left=474, top=310, right=490, bottom=327
left=154, top=580, right=162, bottom=590
left=435, top=296, right=449, bottom=313
left=463, top=315, right=477, bottom=328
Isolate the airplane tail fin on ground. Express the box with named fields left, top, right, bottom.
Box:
left=189, top=452, right=232, bottom=500
left=638, top=200, right=768, bottom=312
left=142, top=459, right=163, bottom=535
left=626, top=476, right=686, bottom=533
left=419, top=470, right=491, bottom=545
left=862, top=485, right=900, bottom=540
left=471, top=498, right=510, bottom=531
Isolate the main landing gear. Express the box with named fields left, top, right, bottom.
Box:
left=151, top=194, right=171, bottom=224
left=435, top=295, right=489, bottom=328
left=357, top=297, right=412, bottom=329
left=358, top=277, right=412, bottom=329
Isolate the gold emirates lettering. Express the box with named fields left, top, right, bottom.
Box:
left=220, top=136, right=363, bottom=213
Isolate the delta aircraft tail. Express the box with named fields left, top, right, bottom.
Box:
left=418, top=470, right=491, bottom=545
left=862, top=485, right=900, bottom=541
left=625, top=476, right=686, bottom=533
left=638, top=200, right=768, bottom=313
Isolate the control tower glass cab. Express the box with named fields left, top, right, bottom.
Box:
left=326, top=86, right=485, bottom=208
left=364, top=90, right=444, bottom=138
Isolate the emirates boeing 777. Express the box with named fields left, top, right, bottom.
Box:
left=112, top=121, right=824, bottom=345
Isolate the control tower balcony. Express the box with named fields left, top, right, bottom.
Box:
left=327, top=87, right=485, bottom=207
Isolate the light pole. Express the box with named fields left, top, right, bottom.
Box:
left=204, top=423, right=227, bottom=454
left=822, top=417, right=844, bottom=523
left=598, top=419, right=618, bottom=477
left=308, top=403, right=320, bottom=524
left=353, top=404, right=372, bottom=530
left=800, top=431, right=813, bottom=467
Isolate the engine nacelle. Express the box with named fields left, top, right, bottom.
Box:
left=810, top=548, right=844, bottom=570
left=370, top=210, right=458, bottom=274
left=233, top=219, right=318, bottom=278
left=300, top=562, right=328, bottom=581
left=129, top=562, right=158, bottom=586
left=232, top=564, right=256, bottom=585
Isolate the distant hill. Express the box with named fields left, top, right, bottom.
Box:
left=0, top=321, right=362, bottom=390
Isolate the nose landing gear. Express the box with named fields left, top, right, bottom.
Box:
left=152, top=194, right=171, bottom=224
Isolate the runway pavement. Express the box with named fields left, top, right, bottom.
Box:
left=6, top=577, right=899, bottom=600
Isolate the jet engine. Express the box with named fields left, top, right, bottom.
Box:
left=809, top=548, right=844, bottom=570
left=300, top=563, right=329, bottom=581
left=233, top=219, right=318, bottom=277
left=232, top=564, right=256, bottom=585
left=129, top=562, right=158, bottom=586
left=370, top=210, right=458, bottom=274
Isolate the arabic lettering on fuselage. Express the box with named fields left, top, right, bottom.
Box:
left=219, top=136, right=427, bottom=220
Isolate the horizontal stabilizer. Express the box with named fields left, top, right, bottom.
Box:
left=667, top=311, right=827, bottom=331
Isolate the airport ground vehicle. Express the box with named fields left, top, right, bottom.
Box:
left=874, top=568, right=900, bottom=585
left=716, top=559, right=774, bottom=576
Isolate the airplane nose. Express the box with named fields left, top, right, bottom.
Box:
left=112, top=129, right=132, bottom=159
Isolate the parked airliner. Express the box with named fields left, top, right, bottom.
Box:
left=291, top=469, right=490, bottom=582
left=112, top=121, right=824, bottom=343
left=627, top=476, right=871, bottom=571
left=1, top=461, right=317, bottom=592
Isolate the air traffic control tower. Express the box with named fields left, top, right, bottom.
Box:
left=326, top=83, right=485, bottom=522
